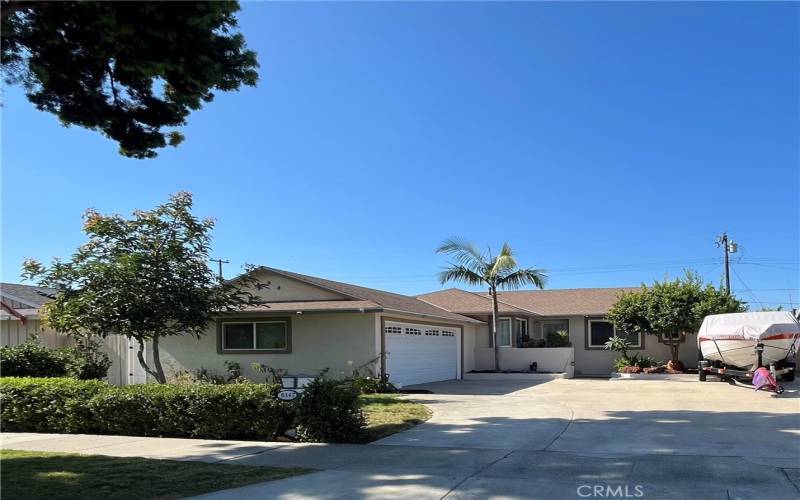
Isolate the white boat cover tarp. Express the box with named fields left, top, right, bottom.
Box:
left=697, top=311, right=800, bottom=344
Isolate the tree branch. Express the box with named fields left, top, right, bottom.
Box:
left=106, top=62, right=121, bottom=108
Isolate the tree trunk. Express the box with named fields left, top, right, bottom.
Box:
left=670, top=340, right=680, bottom=363
left=136, top=335, right=167, bottom=384
left=491, top=285, right=500, bottom=372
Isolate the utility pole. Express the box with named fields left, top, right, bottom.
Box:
left=715, top=233, right=737, bottom=294
left=210, top=258, right=229, bottom=282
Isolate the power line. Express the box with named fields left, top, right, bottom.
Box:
left=731, top=266, right=764, bottom=309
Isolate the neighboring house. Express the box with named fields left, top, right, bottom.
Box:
left=0, top=282, right=69, bottom=348
left=417, top=287, right=700, bottom=376
left=0, top=268, right=700, bottom=384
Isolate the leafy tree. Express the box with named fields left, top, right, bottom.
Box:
left=22, top=192, right=266, bottom=383
left=1, top=1, right=258, bottom=159
left=436, top=238, right=548, bottom=371
left=607, top=271, right=745, bottom=365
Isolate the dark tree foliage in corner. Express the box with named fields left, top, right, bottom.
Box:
left=1, top=1, right=258, bottom=158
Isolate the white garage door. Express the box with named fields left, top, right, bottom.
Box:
left=385, top=320, right=460, bottom=387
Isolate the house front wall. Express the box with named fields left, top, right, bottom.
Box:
left=154, top=312, right=379, bottom=382
left=564, top=315, right=699, bottom=376
left=467, top=313, right=700, bottom=376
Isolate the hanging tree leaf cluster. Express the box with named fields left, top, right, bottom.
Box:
left=1, top=1, right=258, bottom=158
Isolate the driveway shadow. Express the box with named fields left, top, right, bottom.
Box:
left=402, top=379, right=556, bottom=396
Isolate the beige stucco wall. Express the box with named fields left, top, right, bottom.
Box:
left=565, top=316, right=700, bottom=376
left=474, top=346, right=574, bottom=376
left=155, top=312, right=379, bottom=382
left=239, top=269, right=348, bottom=301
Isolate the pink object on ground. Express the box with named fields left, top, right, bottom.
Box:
left=752, top=367, right=781, bottom=392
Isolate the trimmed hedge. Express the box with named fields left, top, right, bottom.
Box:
left=0, top=377, right=108, bottom=433
left=0, top=378, right=294, bottom=440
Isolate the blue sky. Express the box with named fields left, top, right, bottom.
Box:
left=2, top=2, right=798, bottom=308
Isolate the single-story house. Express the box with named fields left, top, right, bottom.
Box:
left=1, top=267, right=700, bottom=384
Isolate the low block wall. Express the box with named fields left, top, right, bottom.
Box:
left=473, top=347, right=574, bottom=378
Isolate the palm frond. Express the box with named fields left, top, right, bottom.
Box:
left=497, top=268, right=549, bottom=290
left=489, top=242, right=517, bottom=278
left=436, top=238, right=488, bottom=273
left=437, top=266, right=486, bottom=287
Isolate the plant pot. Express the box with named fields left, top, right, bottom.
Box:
left=666, top=360, right=685, bottom=372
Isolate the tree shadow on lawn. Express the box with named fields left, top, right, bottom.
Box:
left=0, top=450, right=308, bottom=500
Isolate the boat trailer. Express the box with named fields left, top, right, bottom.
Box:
left=698, top=343, right=794, bottom=394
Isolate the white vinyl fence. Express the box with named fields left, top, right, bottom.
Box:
left=1, top=318, right=146, bottom=386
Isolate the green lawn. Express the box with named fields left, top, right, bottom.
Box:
left=0, top=449, right=310, bottom=500
left=359, top=393, right=432, bottom=442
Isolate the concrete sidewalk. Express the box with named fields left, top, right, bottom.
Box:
left=3, top=432, right=799, bottom=499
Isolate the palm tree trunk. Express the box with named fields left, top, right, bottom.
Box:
left=491, top=285, right=500, bottom=372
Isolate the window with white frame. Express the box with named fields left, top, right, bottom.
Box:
left=661, top=332, right=682, bottom=343
left=498, top=318, right=512, bottom=347
left=587, top=319, right=641, bottom=349
left=222, top=320, right=288, bottom=351
left=515, top=318, right=528, bottom=342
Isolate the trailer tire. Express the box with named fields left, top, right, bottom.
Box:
left=781, top=364, right=795, bottom=382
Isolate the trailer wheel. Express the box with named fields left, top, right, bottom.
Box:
left=781, top=364, right=795, bottom=382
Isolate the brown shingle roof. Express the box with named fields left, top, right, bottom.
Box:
left=257, top=267, right=482, bottom=324
left=497, top=288, right=640, bottom=316
left=419, top=287, right=641, bottom=316
left=416, top=288, right=531, bottom=315
left=238, top=300, right=382, bottom=313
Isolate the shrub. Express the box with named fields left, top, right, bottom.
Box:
left=66, top=337, right=112, bottom=380
left=0, top=377, right=294, bottom=440
left=0, top=377, right=109, bottom=433
left=546, top=330, right=571, bottom=347
left=350, top=375, right=396, bottom=394
left=613, top=356, right=635, bottom=372
left=295, top=377, right=365, bottom=443
left=169, top=367, right=226, bottom=385
left=1, top=341, right=68, bottom=377
left=0, top=340, right=110, bottom=380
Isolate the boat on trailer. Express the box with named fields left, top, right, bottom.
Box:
left=697, top=311, right=799, bottom=387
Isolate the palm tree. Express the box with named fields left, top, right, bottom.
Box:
left=436, top=238, right=548, bottom=372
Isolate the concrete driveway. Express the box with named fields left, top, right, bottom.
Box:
left=4, top=377, right=799, bottom=499
left=376, top=377, right=800, bottom=465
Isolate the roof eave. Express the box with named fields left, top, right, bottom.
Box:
left=382, top=307, right=485, bottom=325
